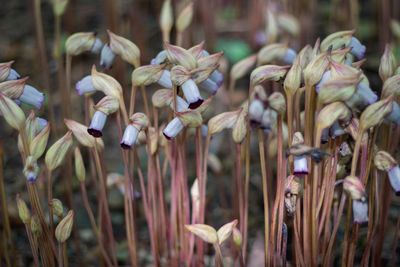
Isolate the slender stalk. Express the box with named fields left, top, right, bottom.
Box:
left=391, top=210, right=400, bottom=267
left=33, top=0, right=56, bottom=133
left=80, top=183, right=114, bottom=267
left=25, top=224, right=40, bottom=267
left=58, top=242, right=64, bottom=267
left=92, top=146, right=118, bottom=266
left=213, top=243, right=225, bottom=267
left=258, top=129, right=269, bottom=267
left=47, top=170, right=55, bottom=239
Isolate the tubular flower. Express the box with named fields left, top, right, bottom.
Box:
left=249, top=99, right=264, bottom=125
left=348, top=37, right=366, bottom=60
left=385, top=101, right=400, bottom=125
left=281, top=48, right=297, bottom=65
left=181, top=79, right=203, bottom=109
left=352, top=200, right=369, bottom=224
left=163, top=117, right=185, bottom=140
left=87, top=111, right=107, bottom=137
left=100, top=44, right=116, bottom=69
left=120, top=125, right=139, bottom=149
left=75, top=75, right=97, bottom=95
left=6, top=69, right=20, bottom=81
left=293, top=156, right=308, bottom=176
left=91, top=38, right=103, bottom=54
left=199, top=78, right=219, bottom=95
left=19, top=85, right=45, bottom=109
left=388, top=166, right=400, bottom=195
left=157, top=70, right=173, bottom=89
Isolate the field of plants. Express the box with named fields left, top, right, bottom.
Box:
left=0, top=0, right=400, bottom=266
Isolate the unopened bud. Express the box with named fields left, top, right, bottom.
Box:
left=359, top=97, right=393, bottom=132
left=268, top=92, right=286, bottom=114
left=304, top=52, right=330, bottom=86
left=45, top=131, right=73, bottom=171
left=160, top=0, right=173, bottom=33
left=0, top=93, right=26, bottom=130
left=51, top=0, right=68, bottom=16
left=166, top=43, right=197, bottom=70
left=55, top=210, right=74, bottom=243
left=16, top=194, right=30, bottom=224
left=91, top=65, right=122, bottom=99
left=379, top=44, right=397, bottom=82
left=64, top=119, right=96, bottom=147
left=208, top=109, right=241, bottom=135
left=30, top=123, right=50, bottom=160
left=343, top=176, right=366, bottom=201
left=107, top=30, right=140, bottom=67
left=176, top=3, right=194, bottom=33
left=250, top=65, right=290, bottom=85
left=320, top=30, right=354, bottom=52
left=131, top=65, right=164, bottom=86
left=257, top=43, right=288, bottom=65
left=232, top=227, right=242, bottom=248
left=230, top=54, right=257, bottom=81
left=185, top=224, right=218, bottom=244
left=374, top=151, right=397, bottom=172
left=74, top=147, right=86, bottom=182
left=217, top=219, right=238, bottom=245
left=232, top=107, right=248, bottom=144
left=51, top=199, right=64, bottom=218
left=65, top=32, right=96, bottom=56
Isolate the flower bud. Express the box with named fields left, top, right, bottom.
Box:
left=0, top=92, right=26, bottom=130
left=50, top=199, right=64, bottom=218
left=353, top=200, right=368, bottom=224
left=45, top=131, right=73, bottom=171
left=91, top=65, right=122, bottom=99
left=316, top=102, right=351, bottom=132
left=55, top=210, right=74, bottom=243
left=230, top=54, right=257, bottom=81
left=382, top=74, right=400, bottom=98
left=170, top=65, right=191, bottom=86
left=320, top=30, right=354, bottom=52
left=176, top=3, right=194, bottom=33
left=74, top=147, right=86, bottom=182
left=208, top=109, right=241, bottom=135
left=268, top=92, right=286, bottom=114
left=75, top=75, right=97, bottom=95
left=343, top=176, right=366, bottom=201
left=303, top=52, right=330, bottom=86
left=30, top=123, right=50, bottom=160
left=99, top=44, right=116, bottom=70
left=374, top=151, right=397, bottom=172
left=0, top=77, right=27, bottom=99
left=152, top=89, right=173, bottom=108
left=277, top=13, right=300, bottom=36
left=191, top=178, right=200, bottom=220
left=232, top=107, right=248, bottom=144
left=130, top=112, right=149, bottom=131
left=94, top=95, right=119, bottom=115
left=232, top=227, right=242, bottom=248
left=379, top=44, right=397, bottom=82
left=166, top=43, right=197, bottom=70
left=65, top=32, right=96, bottom=56
left=285, top=175, right=301, bottom=215
left=0, top=61, right=20, bottom=82
left=359, top=97, right=393, bottom=132
left=51, top=0, right=68, bottom=16
left=23, top=156, right=39, bottom=184
left=187, top=41, right=205, bottom=59
left=30, top=216, right=42, bottom=235
left=64, top=119, right=96, bottom=147
left=160, top=0, right=173, bottom=34
left=16, top=194, right=30, bottom=224
left=250, top=65, right=290, bottom=85
left=107, top=30, right=140, bottom=67
left=391, top=19, right=400, bottom=39
left=181, top=79, right=203, bottom=109
left=185, top=224, right=218, bottom=244
left=284, top=56, right=302, bottom=95
left=318, top=75, right=361, bottom=105
left=217, top=219, right=238, bottom=245
left=257, top=43, right=288, bottom=65
left=292, top=132, right=304, bottom=146
left=265, top=9, right=278, bottom=43
left=131, top=64, right=165, bottom=87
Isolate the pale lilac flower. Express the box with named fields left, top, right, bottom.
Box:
left=281, top=48, right=297, bottom=65
left=87, top=111, right=107, bottom=137
left=315, top=70, right=331, bottom=93
left=352, top=200, right=369, bottom=224
left=37, top=117, right=48, bottom=132
left=13, top=99, right=21, bottom=106
left=329, top=121, right=346, bottom=139
left=170, top=96, right=189, bottom=112
left=163, top=117, right=184, bottom=140
left=388, top=165, right=400, bottom=195
left=249, top=99, right=264, bottom=124
left=6, top=69, right=20, bottom=81
left=348, top=37, right=366, bottom=60
left=201, top=124, right=208, bottom=137
left=76, top=75, right=97, bottom=95
left=209, top=70, right=224, bottom=87
left=345, top=82, right=378, bottom=110
left=199, top=78, right=218, bottom=95
left=261, top=108, right=277, bottom=130
left=100, top=44, right=116, bottom=69
left=91, top=38, right=103, bottom=54
left=151, top=50, right=167, bottom=65
left=19, top=85, right=45, bottom=109
left=294, top=156, right=308, bottom=176
left=120, top=124, right=139, bottom=149
left=157, top=70, right=173, bottom=89
left=321, top=128, right=329, bottom=144
left=181, top=79, right=203, bottom=109
left=386, top=101, right=400, bottom=125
